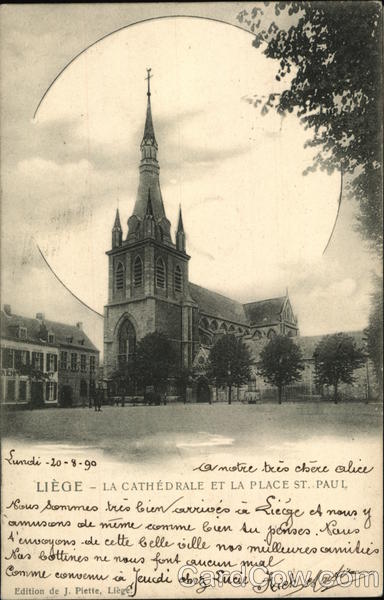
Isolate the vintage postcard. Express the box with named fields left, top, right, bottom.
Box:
left=1, top=2, right=382, bottom=599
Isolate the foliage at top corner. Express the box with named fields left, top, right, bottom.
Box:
left=238, top=1, right=382, bottom=253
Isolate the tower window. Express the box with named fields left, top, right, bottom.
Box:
left=133, top=256, right=143, bottom=287
left=118, top=320, right=136, bottom=366
left=156, top=257, right=166, bottom=289
left=115, top=262, right=124, bottom=290
left=174, top=265, right=182, bottom=292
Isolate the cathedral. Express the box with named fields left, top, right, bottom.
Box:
left=103, top=71, right=299, bottom=394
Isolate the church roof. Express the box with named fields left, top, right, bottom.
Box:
left=0, top=310, right=99, bottom=352
left=189, top=283, right=247, bottom=324
left=189, top=285, right=295, bottom=328
left=243, top=297, right=286, bottom=326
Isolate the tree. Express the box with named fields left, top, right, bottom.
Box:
left=134, top=332, right=176, bottom=393
left=238, top=1, right=382, bottom=253
left=364, top=278, right=383, bottom=390
left=314, top=332, right=365, bottom=403
left=208, top=334, right=252, bottom=404
left=110, top=357, right=137, bottom=396
left=258, top=334, right=304, bottom=403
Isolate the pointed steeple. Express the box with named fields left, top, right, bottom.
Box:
left=127, top=69, right=172, bottom=245
left=177, top=205, right=184, bottom=233
left=113, top=208, right=122, bottom=230
left=176, top=205, right=186, bottom=252
left=141, top=68, right=158, bottom=149
left=112, top=208, right=122, bottom=248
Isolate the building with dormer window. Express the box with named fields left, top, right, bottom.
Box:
left=1, top=306, right=99, bottom=407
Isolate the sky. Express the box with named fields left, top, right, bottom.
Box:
left=1, top=4, right=380, bottom=356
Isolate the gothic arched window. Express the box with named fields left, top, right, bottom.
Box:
left=174, top=265, right=182, bottom=293
left=133, top=256, right=143, bottom=287
left=156, top=257, right=166, bottom=289
left=118, top=320, right=136, bottom=366
left=115, top=262, right=124, bottom=290
left=267, top=329, right=276, bottom=339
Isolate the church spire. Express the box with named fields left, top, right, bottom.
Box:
left=177, top=205, right=184, bottom=233
left=127, top=69, right=172, bottom=245
left=141, top=68, right=157, bottom=149
left=113, top=207, right=122, bottom=229
left=176, top=205, right=186, bottom=252
left=112, top=208, right=122, bottom=248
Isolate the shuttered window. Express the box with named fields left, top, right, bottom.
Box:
left=32, top=352, right=44, bottom=371
left=46, top=381, right=57, bottom=402
left=2, top=348, right=13, bottom=369
left=71, top=353, right=78, bottom=371
left=60, top=351, right=68, bottom=370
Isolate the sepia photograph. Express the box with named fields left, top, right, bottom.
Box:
left=1, top=2, right=382, bottom=598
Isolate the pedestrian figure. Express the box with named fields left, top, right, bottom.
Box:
left=95, top=386, right=103, bottom=412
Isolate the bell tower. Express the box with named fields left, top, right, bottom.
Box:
left=104, top=70, right=198, bottom=378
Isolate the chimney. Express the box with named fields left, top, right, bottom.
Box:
left=36, top=312, right=45, bottom=321
left=76, top=322, right=83, bottom=330
left=3, top=304, right=11, bottom=316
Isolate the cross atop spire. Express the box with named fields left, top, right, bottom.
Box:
left=142, top=67, right=157, bottom=148
left=145, top=68, right=153, bottom=97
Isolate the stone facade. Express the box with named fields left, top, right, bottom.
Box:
left=103, top=74, right=299, bottom=385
